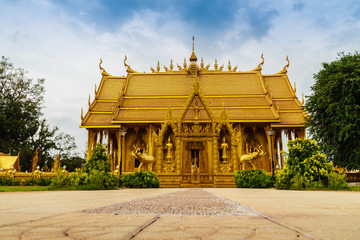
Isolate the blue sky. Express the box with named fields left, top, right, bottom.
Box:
left=1, top=0, right=360, bottom=154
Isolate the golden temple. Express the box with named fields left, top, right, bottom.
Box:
left=80, top=40, right=306, bottom=187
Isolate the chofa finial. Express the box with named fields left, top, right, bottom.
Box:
left=277, top=55, right=290, bottom=74
left=99, top=58, right=110, bottom=76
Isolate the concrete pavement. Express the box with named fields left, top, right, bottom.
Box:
left=0, top=188, right=359, bottom=239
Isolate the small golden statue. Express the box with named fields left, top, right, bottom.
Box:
left=221, top=137, right=228, bottom=164
left=32, top=149, right=39, bottom=172
left=165, top=137, right=173, bottom=163
left=52, top=154, right=60, bottom=171
left=32, top=165, right=42, bottom=179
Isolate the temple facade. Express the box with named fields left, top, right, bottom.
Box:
left=80, top=44, right=306, bottom=187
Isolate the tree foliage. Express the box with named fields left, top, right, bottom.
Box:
left=305, top=52, right=360, bottom=169
left=83, top=143, right=110, bottom=174
left=275, top=139, right=348, bottom=190
left=0, top=56, right=78, bottom=171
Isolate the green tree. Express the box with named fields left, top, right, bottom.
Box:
left=0, top=56, right=78, bottom=171
left=83, top=143, right=110, bottom=173
left=60, top=156, right=83, bottom=172
left=276, top=139, right=347, bottom=190
left=305, top=52, right=360, bottom=169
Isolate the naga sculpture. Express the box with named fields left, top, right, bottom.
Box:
left=130, top=146, right=155, bottom=172
left=239, top=145, right=265, bottom=170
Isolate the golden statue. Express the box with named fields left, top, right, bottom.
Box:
left=239, top=145, right=265, bottom=170
left=221, top=137, right=228, bottom=164
left=32, top=149, right=39, bottom=172
left=130, top=146, right=155, bottom=172
left=165, top=137, right=173, bottom=163
left=52, top=154, right=60, bottom=171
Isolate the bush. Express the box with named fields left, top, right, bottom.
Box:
left=123, top=171, right=160, bottom=188
left=275, top=139, right=348, bottom=190
left=234, top=170, right=272, bottom=188
left=49, top=169, right=119, bottom=190
left=36, top=176, right=52, bottom=186
left=50, top=171, right=71, bottom=188
left=80, top=170, right=119, bottom=190
left=83, top=143, right=110, bottom=174
left=0, top=177, right=21, bottom=186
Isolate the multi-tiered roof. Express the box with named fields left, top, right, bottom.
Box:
left=81, top=47, right=305, bottom=129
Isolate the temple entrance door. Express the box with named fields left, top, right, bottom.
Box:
left=191, top=150, right=199, bottom=168
left=182, top=140, right=212, bottom=186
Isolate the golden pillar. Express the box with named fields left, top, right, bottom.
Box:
left=212, top=136, right=218, bottom=174
left=175, top=136, right=181, bottom=174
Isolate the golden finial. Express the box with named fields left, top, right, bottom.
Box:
left=276, top=105, right=280, bottom=114
left=81, top=107, right=84, bottom=120
left=200, top=58, right=204, bottom=69
left=294, top=81, right=296, bottom=93
left=277, top=56, right=290, bottom=74
left=183, top=58, right=187, bottom=69
left=233, top=65, right=238, bottom=72
left=214, top=59, right=218, bottom=70
left=99, top=58, right=110, bottom=76
left=219, top=64, right=224, bottom=71
left=228, top=60, right=232, bottom=71
left=192, top=35, right=194, bottom=50
left=270, top=90, right=273, bottom=99
left=124, top=55, right=138, bottom=73
left=302, top=92, right=304, bottom=105
left=88, top=94, right=91, bottom=107
left=164, top=64, right=169, bottom=72
left=157, top=61, right=160, bottom=72
left=205, top=63, right=210, bottom=70
left=124, top=55, right=128, bottom=68
left=170, top=59, right=173, bottom=70
left=251, top=53, right=264, bottom=71
left=177, top=63, right=182, bottom=70
left=150, top=66, right=155, bottom=73
left=190, top=35, right=197, bottom=62
left=94, top=83, right=97, bottom=95
left=259, top=53, right=264, bottom=67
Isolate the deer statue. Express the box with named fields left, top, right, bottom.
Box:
left=130, top=146, right=155, bottom=172
left=239, top=145, right=265, bottom=170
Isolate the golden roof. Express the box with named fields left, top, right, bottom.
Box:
left=81, top=50, right=305, bottom=129
left=0, top=152, right=20, bottom=171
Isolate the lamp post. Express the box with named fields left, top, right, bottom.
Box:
left=119, top=129, right=127, bottom=176
left=266, top=128, right=276, bottom=182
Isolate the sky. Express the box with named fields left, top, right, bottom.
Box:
left=1, top=0, right=360, bottom=155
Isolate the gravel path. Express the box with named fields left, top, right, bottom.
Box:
left=84, top=189, right=256, bottom=216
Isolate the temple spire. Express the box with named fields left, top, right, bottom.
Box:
left=189, top=35, right=197, bottom=62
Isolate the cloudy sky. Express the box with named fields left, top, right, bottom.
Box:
left=1, top=0, right=360, bottom=155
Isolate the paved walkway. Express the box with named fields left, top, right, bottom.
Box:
left=0, top=188, right=359, bottom=239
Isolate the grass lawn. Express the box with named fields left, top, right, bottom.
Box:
left=0, top=186, right=51, bottom=192
left=348, top=186, right=360, bottom=191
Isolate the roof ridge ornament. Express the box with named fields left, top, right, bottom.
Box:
left=99, top=58, right=110, bottom=76
left=124, top=55, right=138, bottom=73
left=277, top=56, right=290, bottom=74
left=251, top=53, right=264, bottom=71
